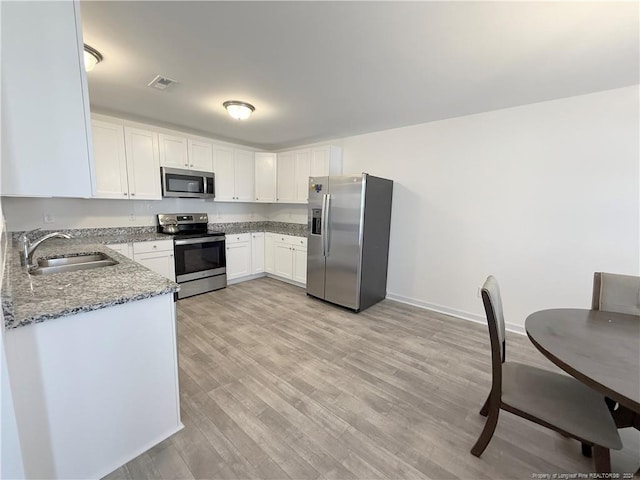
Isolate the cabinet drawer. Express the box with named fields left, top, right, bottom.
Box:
left=226, top=233, right=250, bottom=244
left=289, top=236, right=307, bottom=248
left=132, top=239, right=174, bottom=254
left=276, top=235, right=307, bottom=247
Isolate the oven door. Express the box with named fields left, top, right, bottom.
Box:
left=174, top=236, right=226, bottom=282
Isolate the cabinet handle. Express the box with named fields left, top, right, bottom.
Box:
left=123, top=192, right=127, bottom=196
left=131, top=193, right=135, bottom=196
left=170, top=254, right=173, bottom=257
left=184, top=163, right=188, bottom=167
left=190, top=164, right=194, bottom=167
left=153, top=245, right=157, bottom=249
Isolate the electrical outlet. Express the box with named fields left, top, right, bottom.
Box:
left=43, top=213, right=55, bottom=224
left=129, top=213, right=136, bottom=221
left=477, top=287, right=481, bottom=298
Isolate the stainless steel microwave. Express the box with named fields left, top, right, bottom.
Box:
left=161, top=167, right=215, bottom=199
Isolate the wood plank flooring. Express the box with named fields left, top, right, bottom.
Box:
left=104, top=277, right=640, bottom=479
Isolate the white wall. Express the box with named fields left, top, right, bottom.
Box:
left=341, top=85, right=639, bottom=331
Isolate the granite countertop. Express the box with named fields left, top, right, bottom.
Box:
left=2, top=238, right=179, bottom=330
left=3, top=221, right=306, bottom=330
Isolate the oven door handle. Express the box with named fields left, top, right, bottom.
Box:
left=174, top=237, right=225, bottom=246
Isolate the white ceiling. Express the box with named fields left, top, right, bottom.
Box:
left=81, top=1, right=639, bottom=150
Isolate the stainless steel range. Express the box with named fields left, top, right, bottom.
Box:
left=158, top=213, right=226, bottom=299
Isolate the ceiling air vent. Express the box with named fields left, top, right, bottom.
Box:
left=147, top=75, right=178, bottom=90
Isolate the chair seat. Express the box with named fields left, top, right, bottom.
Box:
left=502, top=362, right=622, bottom=450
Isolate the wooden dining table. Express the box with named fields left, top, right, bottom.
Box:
left=525, top=308, right=640, bottom=419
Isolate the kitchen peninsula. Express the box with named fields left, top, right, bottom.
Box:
left=2, top=236, right=181, bottom=479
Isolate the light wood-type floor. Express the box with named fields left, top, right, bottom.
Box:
left=104, top=277, right=639, bottom=480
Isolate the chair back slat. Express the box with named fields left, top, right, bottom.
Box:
left=593, top=272, right=640, bottom=316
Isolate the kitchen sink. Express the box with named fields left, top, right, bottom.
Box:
left=30, top=253, right=118, bottom=275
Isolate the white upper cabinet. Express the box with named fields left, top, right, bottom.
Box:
left=294, top=149, right=311, bottom=203
left=234, top=149, right=255, bottom=202
left=158, top=134, right=189, bottom=169
left=1, top=1, right=93, bottom=197
left=310, top=146, right=343, bottom=177
left=213, top=146, right=236, bottom=201
left=92, top=120, right=129, bottom=199
left=214, top=146, right=254, bottom=202
left=188, top=140, right=214, bottom=171
left=255, top=153, right=277, bottom=202
left=91, top=120, right=160, bottom=200
left=124, top=127, right=161, bottom=200
left=276, top=151, right=296, bottom=203
left=275, top=146, right=342, bottom=204
left=159, top=134, right=213, bottom=172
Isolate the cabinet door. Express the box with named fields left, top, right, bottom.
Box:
left=92, top=120, right=129, bottom=199
left=135, top=251, right=175, bottom=281
left=265, top=233, right=275, bottom=274
left=292, top=246, right=307, bottom=284
left=274, top=242, right=293, bottom=279
left=295, top=149, right=311, bottom=203
left=188, top=139, right=213, bottom=172
left=1, top=1, right=92, bottom=198
left=276, top=151, right=296, bottom=203
left=255, top=153, right=277, bottom=202
left=234, top=149, right=255, bottom=202
left=124, top=127, right=161, bottom=200
left=310, top=146, right=330, bottom=177
left=251, top=233, right=265, bottom=274
left=214, top=146, right=235, bottom=201
left=226, top=241, right=251, bottom=280
left=158, top=134, right=189, bottom=168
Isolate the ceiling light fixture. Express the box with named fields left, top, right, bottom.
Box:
left=223, top=100, right=255, bottom=121
left=83, top=44, right=103, bottom=72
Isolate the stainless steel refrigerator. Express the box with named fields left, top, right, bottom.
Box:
left=307, top=173, right=393, bottom=312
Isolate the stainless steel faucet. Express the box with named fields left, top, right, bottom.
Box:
left=20, top=229, right=72, bottom=270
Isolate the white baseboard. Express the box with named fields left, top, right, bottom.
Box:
left=385, top=292, right=525, bottom=335
left=265, top=273, right=306, bottom=289
left=227, top=272, right=266, bottom=285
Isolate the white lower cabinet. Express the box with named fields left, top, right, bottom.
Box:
left=274, top=241, right=294, bottom=279
left=225, top=232, right=306, bottom=286
left=107, top=240, right=175, bottom=281
left=133, top=241, right=175, bottom=281
left=270, top=234, right=307, bottom=285
left=292, top=244, right=308, bottom=284
left=251, top=233, right=265, bottom=274
left=265, top=233, right=276, bottom=274
left=226, top=234, right=251, bottom=281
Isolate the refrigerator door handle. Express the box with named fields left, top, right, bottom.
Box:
left=324, top=194, right=331, bottom=256
left=321, top=193, right=328, bottom=257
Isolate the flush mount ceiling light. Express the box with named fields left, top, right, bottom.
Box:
left=223, top=100, right=255, bottom=121
left=83, top=44, right=103, bottom=72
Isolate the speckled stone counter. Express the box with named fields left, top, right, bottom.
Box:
left=3, top=238, right=179, bottom=330
left=212, top=221, right=307, bottom=236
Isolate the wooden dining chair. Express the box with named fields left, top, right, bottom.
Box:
left=592, top=272, right=640, bottom=316
left=471, top=275, right=622, bottom=473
